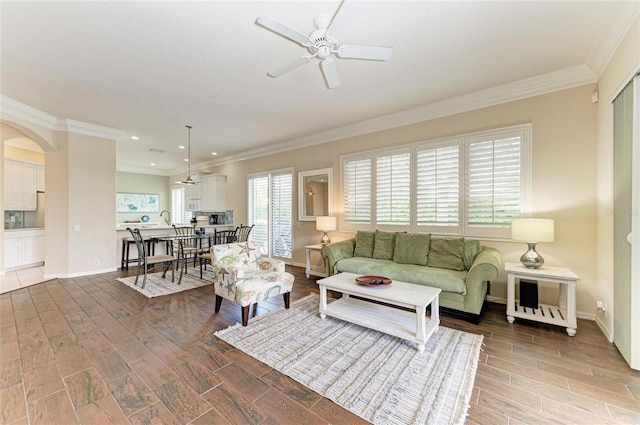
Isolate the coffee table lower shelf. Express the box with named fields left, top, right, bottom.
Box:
left=320, top=296, right=438, bottom=353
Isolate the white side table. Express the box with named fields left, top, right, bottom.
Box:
left=505, top=262, right=579, bottom=336
left=305, top=244, right=329, bottom=278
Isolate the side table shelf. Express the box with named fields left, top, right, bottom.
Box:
left=505, top=262, right=579, bottom=336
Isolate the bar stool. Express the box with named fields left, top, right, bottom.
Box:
left=121, top=234, right=157, bottom=270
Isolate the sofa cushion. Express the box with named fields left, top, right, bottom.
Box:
left=393, top=233, right=431, bottom=265
left=335, top=257, right=467, bottom=294
left=427, top=238, right=465, bottom=271
left=373, top=230, right=398, bottom=260
left=353, top=231, right=375, bottom=258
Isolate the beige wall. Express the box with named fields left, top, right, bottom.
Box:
left=1, top=115, right=118, bottom=277
left=196, top=84, right=600, bottom=317
left=4, top=145, right=45, bottom=163
left=595, top=14, right=640, bottom=339
left=116, top=172, right=170, bottom=223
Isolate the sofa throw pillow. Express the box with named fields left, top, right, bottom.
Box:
left=354, top=231, right=375, bottom=258
left=427, top=238, right=465, bottom=271
left=393, top=233, right=431, bottom=265
left=373, top=230, right=398, bottom=260
left=463, top=239, right=483, bottom=270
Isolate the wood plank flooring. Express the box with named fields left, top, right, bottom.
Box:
left=1, top=265, right=639, bottom=425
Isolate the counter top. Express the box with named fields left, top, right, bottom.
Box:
left=116, top=224, right=234, bottom=231
left=4, top=227, right=45, bottom=232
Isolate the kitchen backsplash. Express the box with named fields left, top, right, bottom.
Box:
left=194, top=210, right=234, bottom=225
left=4, top=211, right=40, bottom=229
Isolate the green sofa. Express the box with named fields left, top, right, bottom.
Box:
left=320, top=230, right=502, bottom=324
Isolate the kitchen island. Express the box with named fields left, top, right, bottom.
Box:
left=115, top=223, right=234, bottom=269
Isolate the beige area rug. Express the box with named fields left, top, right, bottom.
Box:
left=215, top=293, right=483, bottom=425
left=116, top=266, right=212, bottom=298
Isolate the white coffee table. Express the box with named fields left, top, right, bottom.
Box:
left=317, top=272, right=441, bottom=353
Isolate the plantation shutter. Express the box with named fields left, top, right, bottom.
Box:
left=467, top=135, right=521, bottom=230
left=343, top=157, right=372, bottom=228
left=270, top=171, right=292, bottom=258
left=376, top=151, right=411, bottom=226
left=416, top=144, right=460, bottom=232
left=248, top=176, right=269, bottom=254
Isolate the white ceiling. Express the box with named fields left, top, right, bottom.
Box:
left=1, top=1, right=637, bottom=176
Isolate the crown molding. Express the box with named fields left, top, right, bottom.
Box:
left=1, top=96, right=123, bottom=140
left=56, top=118, right=124, bottom=140
left=197, top=64, right=597, bottom=169
left=587, top=1, right=640, bottom=78
left=1, top=95, right=58, bottom=129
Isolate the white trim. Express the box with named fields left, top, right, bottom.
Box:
left=175, top=66, right=596, bottom=177
left=587, top=1, right=640, bottom=78
left=631, top=75, right=640, bottom=368
left=43, top=266, right=117, bottom=279
left=1, top=96, right=124, bottom=139
left=0, top=95, right=58, bottom=129
left=56, top=118, right=124, bottom=140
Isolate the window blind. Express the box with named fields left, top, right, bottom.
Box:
left=270, top=172, right=292, bottom=258
left=343, top=158, right=372, bottom=225
left=467, top=136, right=521, bottom=228
left=416, top=144, right=460, bottom=230
left=376, top=152, right=411, bottom=225
left=247, top=170, right=292, bottom=259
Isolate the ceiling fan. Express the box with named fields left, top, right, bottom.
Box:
left=256, top=0, right=393, bottom=89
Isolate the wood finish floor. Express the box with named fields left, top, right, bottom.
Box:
left=1, top=265, right=639, bottom=425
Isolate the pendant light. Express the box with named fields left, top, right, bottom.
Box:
left=181, top=125, right=196, bottom=185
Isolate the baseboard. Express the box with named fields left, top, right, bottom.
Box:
left=596, top=315, right=614, bottom=343
left=44, top=266, right=117, bottom=279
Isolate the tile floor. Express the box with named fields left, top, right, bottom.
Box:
left=0, top=266, right=47, bottom=294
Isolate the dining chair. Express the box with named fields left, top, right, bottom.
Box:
left=214, top=228, right=237, bottom=245
left=173, top=224, right=207, bottom=269
left=198, top=227, right=240, bottom=278
left=234, top=224, right=254, bottom=242
left=127, top=228, right=180, bottom=289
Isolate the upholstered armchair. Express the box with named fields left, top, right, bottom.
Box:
left=210, top=241, right=294, bottom=325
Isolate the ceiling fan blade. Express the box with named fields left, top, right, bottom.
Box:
left=320, top=58, right=340, bottom=89
left=337, top=45, right=393, bottom=61
left=326, top=0, right=362, bottom=42
left=268, top=55, right=314, bottom=77
left=256, top=15, right=310, bottom=46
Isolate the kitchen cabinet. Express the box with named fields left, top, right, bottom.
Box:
left=4, top=159, right=40, bottom=210
left=3, top=229, right=45, bottom=270
left=36, top=165, right=45, bottom=192
left=200, top=174, right=226, bottom=211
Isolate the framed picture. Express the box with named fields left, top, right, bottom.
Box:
left=116, top=193, right=159, bottom=213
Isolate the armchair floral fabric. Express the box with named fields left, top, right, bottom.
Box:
left=210, top=241, right=294, bottom=307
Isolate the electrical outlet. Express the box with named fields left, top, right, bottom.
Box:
left=10, top=216, right=16, bottom=222
left=94, top=258, right=100, bottom=265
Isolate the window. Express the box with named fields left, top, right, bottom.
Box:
left=341, top=124, right=531, bottom=238
left=247, top=169, right=293, bottom=258
left=171, top=185, right=192, bottom=225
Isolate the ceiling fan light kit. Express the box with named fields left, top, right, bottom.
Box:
left=256, top=0, right=392, bottom=89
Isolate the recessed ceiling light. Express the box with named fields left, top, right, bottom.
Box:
left=131, top=136, right=139, bottom=140
left=178, top=145, right=185, bottom=149
left=211, top=152, right=217, bottom=156
left=150, top=163, right=156, bottom=166
left=184, top=158, right=189, bottom=162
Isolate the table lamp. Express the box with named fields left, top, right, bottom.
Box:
left=511, top=218, right=554, bottom=268
left=316, top=216, right=336, bottom=245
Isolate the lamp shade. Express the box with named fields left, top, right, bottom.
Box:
left=316, top=216, right=336, bottom=232
left=511, top=218, right=554, bottom=243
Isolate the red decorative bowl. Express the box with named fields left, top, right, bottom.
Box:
left=356, top=275, right=392, bottom=287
